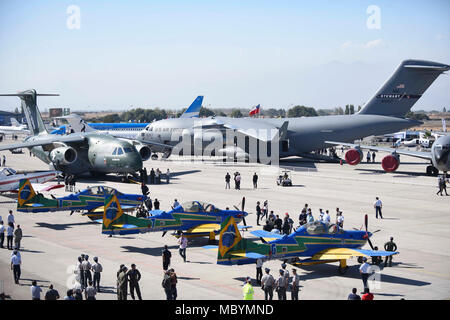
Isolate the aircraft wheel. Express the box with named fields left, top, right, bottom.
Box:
left=338, top=266, right=348, bottom=275
left=432, top=167, right=439, bottom=176
left=426, top=166, right=433, bottom=175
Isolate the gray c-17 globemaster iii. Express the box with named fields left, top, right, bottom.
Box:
left=0, top=90, right=149, bottom=177
left=133, top=59, right=449, bottom=175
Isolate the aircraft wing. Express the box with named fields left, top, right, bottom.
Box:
left=325, top=140, right=432, bottom=160
left=312, top=248, right=399, bottom=260
left=0, top=135, right=86, bottom=151
left=195, top=118, right=288, bottom=142
left=187, top=223, right=220, bottom=233
left=250, top=230, right=284, bottom=240
left=230, top=251, right=267, bottom=259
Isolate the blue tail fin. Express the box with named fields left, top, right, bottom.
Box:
left=180, top=96, right=203, bottom=118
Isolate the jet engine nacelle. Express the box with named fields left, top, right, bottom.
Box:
left=345, top=148, right=363, bottom=165
left=49, top=146, right=77, bottom=165
left=381, top=153, right=400, bottom=172
left=136, top=144, right=151, bottom=161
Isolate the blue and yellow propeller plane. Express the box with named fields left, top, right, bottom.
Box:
left=17, top=179, right=146, bottom=218
left=101, top=194, right=250, bottom=240
left=207, top=215, right=398, bottom=274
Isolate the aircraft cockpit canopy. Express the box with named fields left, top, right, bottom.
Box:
left=305, top=221, right=344, bottom=235
left=181, top=201, right=219, bottom=213
left=85, top=186, right=119, bottom=196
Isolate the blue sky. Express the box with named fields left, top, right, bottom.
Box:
left=0, top=0, right=449, bottom=112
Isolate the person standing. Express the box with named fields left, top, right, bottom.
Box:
left=31, top=280, right=42, bottom=300
left=178, top=233, right=187, bottom=262
left=150, top=168, right=155, bottom=184
left=0, top=221, right=5, bottom=248
left=141, top=183, right=149, bottom=196
left=145, top=197, right=153, bottom=212
left=154, top=198, right=160, bottom=210
left=117, top=266, right=128, bottom=300
left=242, top=277, right=254, bottom=300
left=337, top=212, right=344, bottom=228
left=276, top=269, right=287, bottom=300
left=372, top=151, right=376, bottom=163
left=306, top=210, right=314, bottom=223
left=81, top=255, right=92, bottom=289
left=84, top=281, right=97, bottom=300
left=91, top=257, right=103, bottom=292
left=173, top=199, right=180, bottom=208
left=14, top=225, right=22, bottom=250
left=170, top=268, right=178, bottom=300
left=366, top=151, right=371, bottom=163
left=373, top=197, right=383, bottom=219
left=127, top=264, right=142, bottom=300
left=255, top=258, right=263, bottom=284
left=256, top=201, right=262, bottom=226
left=322, top=210, right=331, bottom=224
left=291, top=269, right=300, bottom=300
left=359, top=257, right=371, bottom=291
left=155, top=168, right=161, bottom=184
left=261, top=268, right=275, bottom=300
left=162, top=270, right=172, bottom=300
left=44, top=285, right=60, bottom=300
left=11, top=249, right=21, bottom=284
left=6, top=223, right=14, bottom=250
left=162, top=245, right=172, bottom=271
left=166, top=169, right=170, bottom=184
left=384, top=237, right=398, bottom=267
left=236, top=173, right=241, bottom=190
left=282, top=215, right=291, bottom=235
left=225, top=172, right=231, bottom=189
left=2, top=154, right=6, bottom=166
left=274, top=215, right=282, bottom=232
left=262, top=200, right=268, bottom=220
left=252, top=173, right=258, bottom=189
left=7, top=210, right=14, bottom=228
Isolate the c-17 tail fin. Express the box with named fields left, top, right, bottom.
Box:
left=0, top=90, right=59, bottom=135
left=359, top=60, right=449, bottom=117
left=180, top=96, right=203, bottom=118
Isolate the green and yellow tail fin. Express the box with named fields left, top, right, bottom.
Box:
left=217, top=216, right=244, bottom=260
left=102, top=193, right=125, bottom=232
left=18, top=179, right=36, bottom=207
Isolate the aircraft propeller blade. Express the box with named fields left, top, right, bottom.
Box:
left=367, top=237, right=375, bottom=250
left=242, top=216, right=247, bottom=226
left=70, top=211, right=74, bottom=216
left=162, top=231, right=167, bottom=237
left=241, top=197, right=245, bottom=212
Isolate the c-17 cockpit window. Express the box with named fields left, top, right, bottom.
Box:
left=117, top=148, right=124, bottom=155
left=112, top=147, right=117, bottom=155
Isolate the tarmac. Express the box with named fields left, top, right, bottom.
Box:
left=0, top=137, right=449, bottom=300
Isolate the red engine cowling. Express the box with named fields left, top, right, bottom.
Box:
left=381, top=154, right=400, bottom=172
left=345, top=148, right=363, bottom=165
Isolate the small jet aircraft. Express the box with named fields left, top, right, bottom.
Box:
left=209, top=215, right=397, bottom=274
left=101, top=193, right=250, bottom=240
left=0, top=118, right=30, bottom=138
left=17, top=179, right=146, bottom=216
left=0, top=167, right=60, bottom=193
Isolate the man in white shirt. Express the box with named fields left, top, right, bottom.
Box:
left=322, top=210, right=331, bottom=224
left=11, top=250, right=21, bottom=284
left=373, top=197, right=383, bottom=219
left=173, top=199, right=180, bottom=208
left=291, top=269, right=301, bottom=300
left=359, top=257, right=371, bottom=291
left=337, top=212, right=344, bottom=228
left=31, top=280, right=42, bottom=300
left=256, top=258, right=263, bottom=284
left=178, top=233, right=188, bottom=262
left=7, top=210, right=15, bottom=227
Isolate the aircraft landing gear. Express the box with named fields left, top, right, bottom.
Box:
left=426, top=165, right=439, bottom=176
left=338, top=259, right=348, bottom=274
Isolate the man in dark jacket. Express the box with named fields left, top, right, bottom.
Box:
left=127, top=264, right=142, bottom=300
